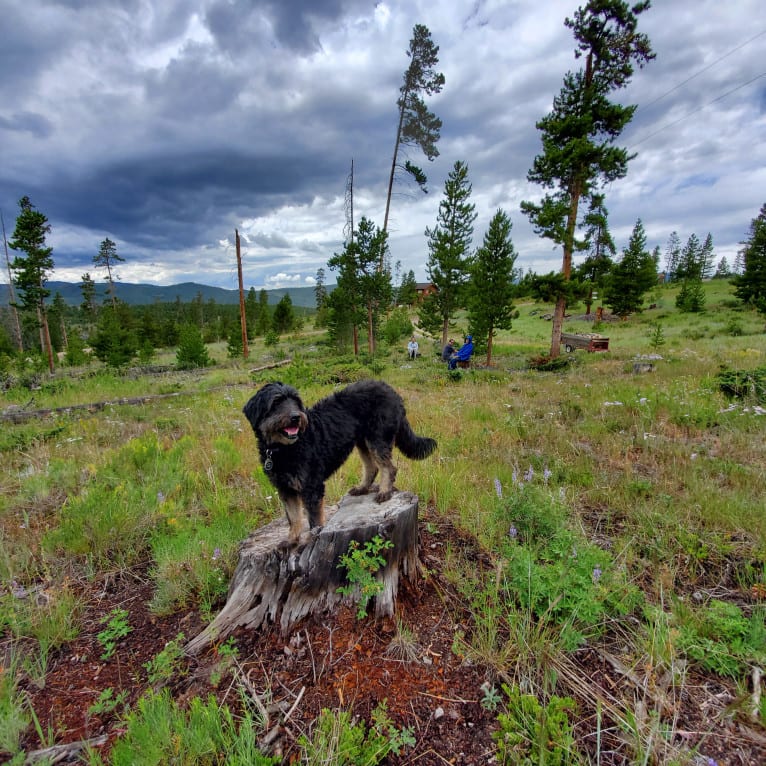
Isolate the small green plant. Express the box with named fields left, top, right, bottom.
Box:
left=493, top=684, right=585, bottom=765
left=144, top=633, right=186, bottom=685
left=648, top=321, right=666, bottom=351
left=210, top=637, right=240, bottom=687
left=337, top=535, right=393, bottom=619
left=480, top=682, right=502, bottom=712
left=298, top=702, right=414, bottom=765
left=88, top=687, right=129, bottom=716
left=97, top=608, right=132, bottom=660
left=675, top=600, right=766, bottom=678
left=108, top=688, right=279, bottom=766
left=0, top=656, right=30, bottom=758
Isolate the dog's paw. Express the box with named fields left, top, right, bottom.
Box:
left=349, top=484, right=377, bottom=496
left=374, top=489, right=393, bottom=503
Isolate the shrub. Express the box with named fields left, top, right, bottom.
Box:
left=176, top=324, right=212, bottom=369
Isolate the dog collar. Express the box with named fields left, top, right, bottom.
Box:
left=264, top=449, right=274, bottom=473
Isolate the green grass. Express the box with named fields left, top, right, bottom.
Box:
left=2, top=280, right=765, bottom=761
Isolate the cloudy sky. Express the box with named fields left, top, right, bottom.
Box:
left=1, top=0, right=764, bottom=291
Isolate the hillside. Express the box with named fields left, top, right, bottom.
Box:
left=0, top=281, right=324, bottom=308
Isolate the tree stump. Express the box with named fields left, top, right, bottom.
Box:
left=185, top=490, right=419, bottom=655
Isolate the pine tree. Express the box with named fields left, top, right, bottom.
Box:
left=255, top=289, right=271, bottom=336
left=94, top=237, right=124, bottom=308
left=272, top=294, right=295, bottom=334
left=176, top=323, right=212, bottom=369
left=383, top=23, right=445, bottom=247
left=700, top=233, right=715, bottom=279
left=329, top=217, right=392, bottom=354
left=80, top=272, right=98, bottom=322
left=421, top=160, right=476, bottom=345
left=397, top=269, right=418, bottom=305
left=604, top=219, right=657, bottom=316
left=577, top=193, right=616, bottom=314
left=675, top=233, right=706, bottom=312
left=314, top=268, right=329, bottom=328
left=664, top=231, right=681, bottom=282
left=467, top=209, right=518, bottom=366
left=733, top=203, right=766, bottom=322
left=521, top=0, right=654, bottom=357
left=8, top=196, right=56, bottom=372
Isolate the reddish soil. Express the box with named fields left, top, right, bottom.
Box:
left=16, top=510, right=766, bottom=765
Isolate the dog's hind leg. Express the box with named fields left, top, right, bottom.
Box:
left=371, top=444, right=397, bottom=503
left=348, top=445, right=379, bottom=496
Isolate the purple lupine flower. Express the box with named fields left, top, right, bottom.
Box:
left=157, top=491, right=166, bottom=503
left=212, top=547, right=221, bottom=560
left=543, top=467, right=552, bottom=484
left=592, top=567, right=602, bottom=584
left=494, top=478, right=503, bottom=499
left=512, top=469, right=519, bottom=485
left=524, top=466, right=534, bottom=482
left=509, top=525, right=518, bottom=540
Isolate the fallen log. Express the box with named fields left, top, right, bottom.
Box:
left=185, top=490, right=419, bottom=654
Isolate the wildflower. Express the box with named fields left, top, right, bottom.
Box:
left=212, top=547, right=221, bottom=561
left=509, top=525, right=518, bottom=540
left=157, top=491, right=166, bottom=503
left=543, top=467, right=552, bottom=484
left=512, top=469, right=519, bottom=485
left=523, top=466, right=534, bottom=482
left=494, top=478, right=503, bottom=499
left=592, top=567, right=602, bottom=584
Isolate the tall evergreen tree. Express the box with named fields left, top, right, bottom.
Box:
left=314, top=267, right=329, bottom=328
left=675, top=233, right=706, bottom=312
left=733, top=203, right=766, bottom=323
left=329, top=217, right=392, bottom=354
left=467, top=209, right=518, bottom=366
left=521, top=0, right=654, bottom=357
left=8, top=196, right=56, bottom=372
left=397, top=269, right=418, bottom=305
left=577, top=193, right=616, bottom=313
left=80, top=271, right=98, bottom=323
left=272, top=294, right=295, bottom=334
left=700, top=232, right=715, bottom=279
left=664, top=231, right=681, bottom=282
left=604, top=219, right=657, bottom=317
left=245, top=287, right=259, bottom=337
left=714, top=256, right=732, bottom=279
left=94, top=237, right=124, bottom=308
left=255, top=289, right=271, bottom=336
left=420, top=160, right=476, bottom=345
left=382, top=23, right=445, bottom=251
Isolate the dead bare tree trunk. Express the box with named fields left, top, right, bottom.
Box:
left=185, top=491, right=420, bottom=654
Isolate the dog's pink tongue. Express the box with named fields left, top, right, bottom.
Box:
left=285, top=426, right=299, bottom=437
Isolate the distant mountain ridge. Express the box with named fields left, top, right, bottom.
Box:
left=0, top=281, right=325, bottom=308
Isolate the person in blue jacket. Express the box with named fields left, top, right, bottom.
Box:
left=448, top=335, right=474, bottom=370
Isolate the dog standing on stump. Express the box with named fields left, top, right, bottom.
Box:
left=242, top=380, right=437, bottom=544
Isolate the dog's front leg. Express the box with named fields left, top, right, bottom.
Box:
left=302, top=485, right=326, bottom=531
left=280, top=491, right=308, bottom=544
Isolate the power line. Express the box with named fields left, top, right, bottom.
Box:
left=640, top=28, right=766, bottom=111
left=630, top=71, right=766, bottom=149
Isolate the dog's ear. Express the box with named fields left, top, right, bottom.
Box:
left=242, top=383, right=280, bottom=429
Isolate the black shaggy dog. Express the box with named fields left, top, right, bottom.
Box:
left=243, top=380, right=437, bottom=543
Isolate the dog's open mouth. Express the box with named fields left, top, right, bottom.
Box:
left=282, top=426, right=300, bottom=441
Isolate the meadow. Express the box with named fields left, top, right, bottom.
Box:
left=1, top=279, right=765, bottom=764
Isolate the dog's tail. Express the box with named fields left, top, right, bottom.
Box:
left=395, top=419, right=437, bottom=460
